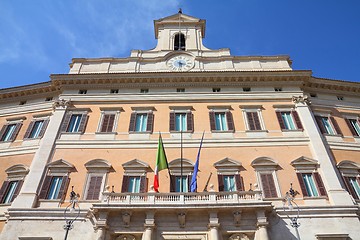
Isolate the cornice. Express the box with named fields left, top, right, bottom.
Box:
left=304, top=77, right=360, bottom=94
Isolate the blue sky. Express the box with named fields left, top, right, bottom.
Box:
left=0, top=1, right=359, bottom=89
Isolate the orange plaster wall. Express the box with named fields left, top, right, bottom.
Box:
left=331, top=149, right=360, bottom=165
left=0, top=154, right=35, bottom=183
left=51, top=145, right=312, bottom=198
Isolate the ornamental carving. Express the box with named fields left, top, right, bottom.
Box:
left=228, top=233, right=250, bottom=240
left=52, top=98, right=72, bottom=110
left=292, top=95, right=311, bottom=105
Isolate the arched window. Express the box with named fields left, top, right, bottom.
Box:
left=174, top=33, right=185, bottom=51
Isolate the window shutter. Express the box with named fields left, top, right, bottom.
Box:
left=187, top=112, right=194, bottom=133
left=86, top=176, right=103, bottom=200
left=235, top=174, right=244, bottom=191
left=128, top=113, right=137, bottom=132
left=313, top=172, right=327, bottom=196
left=276, top=112, right=286, bottom=130
left=78, top=114, right=88, bottom=133
left=247, top=112, right=261, bottom=130
left=146, top=112, right=154, bottom=133
left=11, top=180, right=23, bottom=202
left=60, top=112, right=72, bottom=132
left=58, top=176, right=70, bottom=200
left=107, top=114, right=115, bottom=132
left=121, top=176, right=130, bottom=193
left=345, top=119, right=358, bottom=136
left=292, top=111, right=303, bottom=130
left=218, top=175, right=224, bottom=192
left=315, top=116, right=326, bottom=134
left=170, top=175, right=176, bottom=192
left=39, top=176, right=52, bottom=199
left=209, top=111, right=216, bottom=131
left=38, top=119, right=50, bottom=138
left=330, top=117, right=342, bottom=135
left=343, top=176, right=358, bottom=200
left=140, top=176, right=147, bottom=193
left=169, top=112, right=176, bottom=132
left=260, top=173, right=277, bottom=198
left=0, top=181, right=10, bottom=203
left=0, top=124, right=8, bottom=141
left=8, top=123, right=22, bottom=142
left=226, top=111, right=235, bottom=132
left=24, top=120, right=35, bottom=139
left=296, top=173, right=308, bottom=197
left=101, top=114, right=110, bottom=132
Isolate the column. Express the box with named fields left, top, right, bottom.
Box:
left=96, top=227, right=106, bottom=240
left=12, top=99, right=71, bottom=208
left=208, top=211, right=220, bottom=240
left=293, top=96, right=353, bottom=205
left=254, top=210, right=269, bottom=240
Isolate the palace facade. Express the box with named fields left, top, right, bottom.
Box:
left=0, top=12, right=359, bottom=240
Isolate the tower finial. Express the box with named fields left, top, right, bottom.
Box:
left=178, top=8, right=182, bottom=14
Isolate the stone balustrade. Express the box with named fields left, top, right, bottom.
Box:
left=101, top=191, right=262, bottom=205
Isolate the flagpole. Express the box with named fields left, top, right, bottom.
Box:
left=180, top=129, right=183, bottom=193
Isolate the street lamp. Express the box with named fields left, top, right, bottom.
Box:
left=283, top=183, right=301, bottom=240
left=63, top=186, right=80, bottom=240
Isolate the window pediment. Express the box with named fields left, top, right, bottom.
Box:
left=291, top=156, right=319, bottom=170
left=85, top=159, right=112, bottom=172
left=169, top=158, right=193, bottom=175
left=337, top=160, right=360, bottom=175
left=122, top=159, right=151, bottom=175
left=47, top=159, right=76, bottom=174
left=251, top=157, right=280, bottom=170
left=214, top=158, right=243, bottom=173
left=6, top=164, right=29, bottom=179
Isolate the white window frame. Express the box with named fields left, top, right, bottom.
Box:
left=0, top=117, right=25, bottom=142
left=96, top=108, right=121, bottom=133
left=240, top=105, right=266, bottom=131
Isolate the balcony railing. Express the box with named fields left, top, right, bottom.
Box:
left=101, top=190, right=262, bottom=205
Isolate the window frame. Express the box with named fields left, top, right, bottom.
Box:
left=169, top=158, right=194, bottom=193
left=344, top=117, right=360, bottom=137
left=128, top=108, right=155, bottom=134
left=337, top=160, right=360, bottom=201
left=174, top=33, right=186, bottom=51
left=83, top=159, right=112, bottom=200
left=315, top=114, right=342, bottom=136
left=97, top=109, right=122, bottom=133
left=208, top=107, right=235, bottom=133
left=275, top=108, right=303, bottom=131
left=214, top=158, right=244, bottom=192
left=121, top=159, right=150, bottom=193
left=240, top=105, right=266, bottom=131
left=24, top=117, right=50, bottom=139
left=0, top=118, right=24, bottom=142
left=169, top=108, right=194, bottom=133
left=0, top=164, right=28, bottom=205
left=60, top=111, right=89, bottom=134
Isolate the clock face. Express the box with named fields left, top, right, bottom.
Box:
left=167, top=55, right=194, bottom=71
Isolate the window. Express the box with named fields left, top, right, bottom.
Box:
left=345, top=118, right=360, bottom=137
left=84, top=159, right=112, bottom=200
left=0, top=164, right=28, bottom=204
left=78, top=90, right=87, bottom=94
left=337, top=96, right=344, bottom=101
left=276, top=111, right=303, bottom=131
left=274, top=87, right=282, bottom=92
left=209, top=110, right=234, bottom=132
left=140, top=89, right=149, bottom=94
left=0, top=122, right=22, bottom=142
left=110, top=89, right=119, bottom=94
left=315, top=115, right=342, bottom=135
left=243, top=87, right=251, bottom=92
left=214, top=158, right=244, bottom=192
left=121, top=176, right=147, bottom=193
left=99, top=113, right=116, bottom=133
left=245, top=112, right=262, bottom=130
left=60, top=112, right=88, bottom=133
left=121, top=159, right=150, bottom=193
left=343, top=176, right=360, bottom=200
left=291, top=156, right=327, bottom=198
left=241, top=106, right=265, bottom=131
left=337, top=161, right=360, bottom=201
left=212, top=88, right=221, bottom=92
left=45, top=97, right=53, bottom=101
left=169, top=111, right=193, bottom=132
left=310, top=93, right=317, bottom=98
left=169, top=158, right=193, bottom=192
left=39, top=159, right=74, bottom=201
left=174, top=33, right=185, bottom=51
left=177, top=88, right=185, bottom=92
left=251, top=157, right=281, bottom=198
left=19, top=101, right=26, bottom=105
left=24, top=118, right=49, bottom=139
left=0, top=181, right=22, bottom=204
left=129, top=111, right=154, bottom=133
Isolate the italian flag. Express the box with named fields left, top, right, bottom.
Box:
left=153, top=134, right=169, bottom=192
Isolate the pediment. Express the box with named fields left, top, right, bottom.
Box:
left=214, top=157, right=242, bottom=168
left=85, top=159, right=112, bottom=172
left=337, top=160, right=360, bottom=172
left=47, top=159, right=75, bottom=173
left=251, top=157, right=279, bottom=169
left=122, top=159, right=150, bottom=169
left=291, top=156, right=319, bottom=169
left=169, top=158, right=194, bottom=169
left=156, top=13, right=202, bottom=23
left=6, top=164, right=29, bottom=178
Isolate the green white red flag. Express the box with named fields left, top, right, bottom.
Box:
left=153, top=134, right=169, bottom=192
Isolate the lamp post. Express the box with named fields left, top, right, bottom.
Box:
left=283, top=183, right=301, bottom=240
left=63, top=186, right=80, bottom=240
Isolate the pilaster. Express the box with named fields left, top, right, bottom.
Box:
left=293, top=96, right=353, bottom=205
left=208, top=211, right=220, bottom=240
left=11, top=99, right=71, bottom=208
left=142, top=211, right=155, bottom=240
left=254, top=209, right=269, bottom=240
